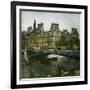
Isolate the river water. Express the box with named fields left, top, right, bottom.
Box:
left=20, top=53, right=80, bottom=79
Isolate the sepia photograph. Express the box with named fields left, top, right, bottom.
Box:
left=20, top=10, right=80, bottom=79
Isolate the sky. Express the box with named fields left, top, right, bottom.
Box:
left=21, top=10, right=80, bottom=33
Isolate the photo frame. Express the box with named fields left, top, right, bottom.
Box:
left=11, top=1, right=88, bottom=89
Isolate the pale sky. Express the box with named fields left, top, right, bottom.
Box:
left=21, top=10, right=80, bottom=33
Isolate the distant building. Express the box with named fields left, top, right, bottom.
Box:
left=27, top=26, right=32, bottom=32
left=48, top=23, right=61, bottom=50
left=61, top=29, right=70, bottom=49
left=33, top=20, right=36, bottom=31
left=71, top=28, right=79, bottom=38
left=70, top=28, right=80, bottom=50
left=22, top=20, right=80, bottom=50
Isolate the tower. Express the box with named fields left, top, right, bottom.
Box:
left=50, top=23, right=59, bottom=31
left=27, top=26, right=32, bottom=32
left=33, top=20, right=36, bottom=31
left=71, top=28, right=79, bottom=38
left=37, top=23, right=44, bottom=32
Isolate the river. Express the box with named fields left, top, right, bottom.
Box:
left=20, top=52, right=80, bottom=79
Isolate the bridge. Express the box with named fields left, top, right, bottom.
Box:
left=22, top=49, right=80, bottom=61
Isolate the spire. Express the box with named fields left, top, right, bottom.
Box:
left=33, top=20, right=36, bottom=31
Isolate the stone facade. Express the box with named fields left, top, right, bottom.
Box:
left=22, top=20, right=79, bottom=50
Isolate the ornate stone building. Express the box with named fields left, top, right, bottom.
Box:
left=22, top=20, right=79, bottom=50
left=24, top=20, right=61, bottom=50
left=48, top=23, right=61, bottom=49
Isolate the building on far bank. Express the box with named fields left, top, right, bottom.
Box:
left=22, top=20, right=80, bottom=51
left=48, top=23, right=61, bottom=50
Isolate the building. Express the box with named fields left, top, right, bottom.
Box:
left=48, top=23, right=61, bottom=49
left=22, top=20, right=80, bottom=50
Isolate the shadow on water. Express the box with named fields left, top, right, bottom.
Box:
left=20, top=50, right=80, bottom=79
